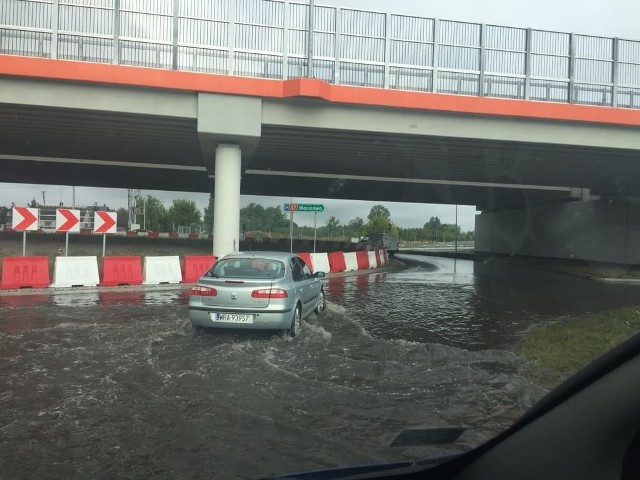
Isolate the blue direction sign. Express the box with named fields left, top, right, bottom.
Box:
left=283, top=203, right=325, bottom=212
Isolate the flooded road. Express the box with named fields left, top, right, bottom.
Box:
left=1, top=256, right=639, bottom=479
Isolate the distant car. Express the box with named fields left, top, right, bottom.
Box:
left=356, top=233, right=399, bottom=255
left=188, top=252, right=325, bottom=336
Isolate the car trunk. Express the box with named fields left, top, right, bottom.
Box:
left=197, top=277, right=275, bottom=308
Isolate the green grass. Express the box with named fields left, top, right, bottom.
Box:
left=519, top=307, right=640, bottom=380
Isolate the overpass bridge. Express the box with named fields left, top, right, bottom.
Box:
left=1, top=0, right=640, bottom=260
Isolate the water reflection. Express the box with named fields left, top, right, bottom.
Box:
left=99, top=291, right=144, bottom=306
left=143, top=289, right=188, bottom=306
left=325, top=276, right=347, bottom=303
left=0, top=294, right=50, bottom=309
left=331, top=255, right=640, bottom=350
left=51, top=292, right=100, bottom=307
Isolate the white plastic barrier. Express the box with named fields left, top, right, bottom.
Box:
left=50, top=256, right=100, bottom=288
left=344, top=252, right=359, bottom=272
left=379, top=249, right=387, bottom=266
left=368, top=251, right=378, bottom=268
left=310, top=253, right=331, bottom=274
left=143, top=256, right=182, bottom=285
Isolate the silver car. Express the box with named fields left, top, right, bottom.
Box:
left=188, top=252, right=326, bottom=336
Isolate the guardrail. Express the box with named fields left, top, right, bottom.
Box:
left=400, top=241, right=475, bottom=251
left=1, top=0, right=638, bottom=109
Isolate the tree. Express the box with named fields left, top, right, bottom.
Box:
left=142, top=195, right=168, bottom=232
left=364, top=215, right=391, bottom=235
left=240, top=203, right=266, bottom=231
left=326, top=216, right=340, bottom=229
left=28, top=198, right=38, bottom=208
left=116, top=207, right=128, bottom=229
left=263, top=206, right=288, bottom=229
left=0, top=206, right=8, bottom=226
left=424, top=216, right=442, bottom=230
left=423, top=216, right=443, bottom=241
left=348, top=217, right=364, bottom=230
left=367, top=205, right=390, bottom=222
left=203, top=194, right=214, bottom=233
left=326, top=216, right=340, bottom=240
left=166, top=199, right=201, bottom=231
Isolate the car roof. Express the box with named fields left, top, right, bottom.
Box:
left=220, top=251, right=299, bottom=261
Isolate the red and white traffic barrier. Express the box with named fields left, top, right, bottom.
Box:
left=343, top=252, right=359, bottom=272
left=310, top=253, right=331, bottom=274
left=297, top=250, right=389, bottom=273
left=367, top=251, right=378, bottom=269
left=0, top=250, right=391, bottom=291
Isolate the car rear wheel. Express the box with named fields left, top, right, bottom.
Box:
left=314, top=290, right=325, bottom=315
left=287, top=305, right=301, bottom=338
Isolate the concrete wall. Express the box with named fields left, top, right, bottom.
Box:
left=475, top=199, right=640, bottom=265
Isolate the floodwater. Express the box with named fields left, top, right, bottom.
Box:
left=1, top=256, right=639, bottom=479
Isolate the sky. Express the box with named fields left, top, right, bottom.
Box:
left=2, top=0, right=638, bottom=232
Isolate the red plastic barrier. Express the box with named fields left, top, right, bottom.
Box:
left=126, top=231, right=138, bottom=237
left=182, top=255, right=217, bottom=283
left=328, top=251, right=347, bottom=273
left=374, top=249, right=382, bottom=268
left=100, top=256, right=143, bottom=286
left=297, top=252, right=313, bottom=271
left=356, top=251, right=370, bottom=270
left=1, top=256, right=50, bottom=289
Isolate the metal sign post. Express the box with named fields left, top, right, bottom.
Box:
left=454, top=204, right=458, bottom=275
left=284, top=203, right=325, bottom=253
left=56, top=208, right=80, bottom=257
left=455, top=204, right=458, bottom=254
left=12, top=207, right=39, bottom=257
left=289, top=209, right=294, bottom=253
left=94, top=211, right=117, bottom=256
left=313, top=212, right=317, bottom=253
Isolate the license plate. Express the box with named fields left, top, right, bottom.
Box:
left=211, top=313, right=254, bottom=324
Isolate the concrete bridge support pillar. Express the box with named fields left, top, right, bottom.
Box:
left=475, top=198, right=640, bottom=265
left=197, top=93, right=262, bottom=258
left=213, top=144, right=242, bottom=257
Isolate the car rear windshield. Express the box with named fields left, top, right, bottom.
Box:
left=208, top=258, right=286, bottom=279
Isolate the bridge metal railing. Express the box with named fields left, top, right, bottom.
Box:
left=1, top=0, right=639, bottom=109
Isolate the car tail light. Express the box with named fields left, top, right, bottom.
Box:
left=251, top=288, right=288, bottom=299
left=190, top=285, right=217, bottom=297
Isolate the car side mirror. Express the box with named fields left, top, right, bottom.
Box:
left=314, top=271, right=326, bottom=278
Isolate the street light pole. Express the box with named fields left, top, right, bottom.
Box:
left=455, top=205, right=458, bottom=253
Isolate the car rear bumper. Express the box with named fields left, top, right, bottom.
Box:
left=188, top=306, right=293, bottom=330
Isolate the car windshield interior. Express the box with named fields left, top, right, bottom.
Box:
left=208, top=258, right=286, bottom=279
left=1, top=0, right=640, bottom=479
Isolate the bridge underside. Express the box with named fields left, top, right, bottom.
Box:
left=1, top=78, right=640, bottom=212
